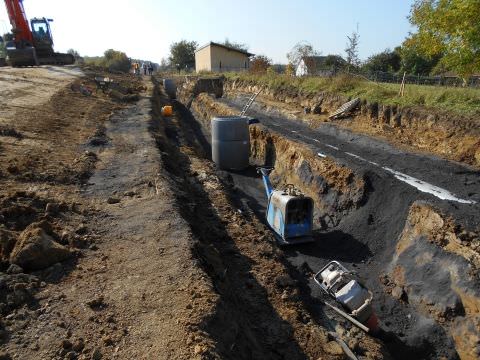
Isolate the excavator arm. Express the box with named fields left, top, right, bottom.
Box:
left=4, top=0, right=33, bottom=46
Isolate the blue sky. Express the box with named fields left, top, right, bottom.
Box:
left=0, top=0, right=415, bottom=63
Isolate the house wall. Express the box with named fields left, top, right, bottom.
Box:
left=195, top=46, right=212, bottom=72
left=296, top=59, right=307, bottom=76
left=195, top=44, right=251, bottom=73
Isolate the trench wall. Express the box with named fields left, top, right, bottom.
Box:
left=185, top=92, right=367, bottom=229
left=389, top=202, right=480, bottom=360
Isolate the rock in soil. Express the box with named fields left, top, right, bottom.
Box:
left=10, top=223, right=72, bottom=271
left=6, top=264, right=23, bottom=274
left=106, top=197, right=120, bottom=204
left=92, top=347, right=102, bottom=360
left=0, top=352, right=12, bottom=360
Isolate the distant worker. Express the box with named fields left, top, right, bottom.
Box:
left=143, top=63, right=147, bottom=76
left=148, top=63, right=154, bottom=75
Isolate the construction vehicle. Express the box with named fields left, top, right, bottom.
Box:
left=314, top=261, right=379, bottom=332
left=258, top=167, right=314, bottom=245
left=3, top=0, right=74, bottom=66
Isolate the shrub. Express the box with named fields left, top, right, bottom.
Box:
left=102, top=49, right=131, bottom=73
left=84, top=49, right=131, bottom=73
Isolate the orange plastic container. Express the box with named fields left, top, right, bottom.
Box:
left=161, top=105, right=173, bottom=117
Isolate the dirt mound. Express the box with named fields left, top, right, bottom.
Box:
left=0, top=271, right=41, bottom=315
left=10, top=221, right=72, bottom=271
left=0, top=228, right=16, bottom=267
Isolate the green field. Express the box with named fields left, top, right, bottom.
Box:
left=224, top=72, right=480, bottom=116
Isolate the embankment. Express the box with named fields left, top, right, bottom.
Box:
left=223, top=77, right=480, bottom=168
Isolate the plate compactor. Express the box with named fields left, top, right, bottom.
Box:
left=258, top=167, right=314, bottom=245
left=314, top=261, right=379, bottom=332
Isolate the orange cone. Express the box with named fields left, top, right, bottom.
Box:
left=161, top=105, right=173, bottom=117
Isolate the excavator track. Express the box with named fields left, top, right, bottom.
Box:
left=7, top=48, right=74, bottom=67
left=6, top=47, right=38, bottom=67
left=39, top=53, right=75, bottom=65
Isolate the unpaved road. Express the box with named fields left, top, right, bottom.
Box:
left=0, top=67, right=215, bottom=360
left=0, top=66, right=83, bottom=120
left=2, top=85, right=208, bottom=359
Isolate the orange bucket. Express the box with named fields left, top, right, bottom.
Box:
left=161, top=105, right=173, bottom=117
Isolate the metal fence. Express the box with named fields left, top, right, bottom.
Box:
left=310, top=68, right=480, bottom=88
left=357, top=70, right=480, bottom=88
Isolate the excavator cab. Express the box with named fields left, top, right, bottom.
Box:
left=31, top=18, right=55, bottom=57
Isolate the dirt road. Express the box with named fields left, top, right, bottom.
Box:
left=0, top=66, right=83, bottom=120
left=0, top=67, right=212, bottom=359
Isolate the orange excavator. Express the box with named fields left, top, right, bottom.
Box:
left=3, top=0, right=74, bottom=66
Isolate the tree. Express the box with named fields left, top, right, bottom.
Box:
left=169, top=40, right=198, bottom=70
left=345, top=28, right=360, bottom=70
left=405, top=0, right=480, bottom=80
left=399, top=45, right=441, bottom=75
left=222, top=38, right=249, bottom=52
left=102, top=49, right=131, bottom=73
left=159, top=57, right=169, bottom=71
left=250, top=55, right=272, bottom=73
left=287, top=42, right=320, bottom=68
left=362, top=48, right=401, bottom=73
left=324, top=55, right=347, bottom=71
left=67, top=49, right=83, bottom=63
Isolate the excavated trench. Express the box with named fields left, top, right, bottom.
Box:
left=149, top=80, right=396, bottom=359
left=167, top=77, right=480, bottom=360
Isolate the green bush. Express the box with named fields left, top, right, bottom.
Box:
left=84, top=49, right=131, bottom=73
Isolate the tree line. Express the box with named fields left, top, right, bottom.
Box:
left=165, top=0, right=479, bottom=82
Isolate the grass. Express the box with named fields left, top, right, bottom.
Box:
left=224, top=72, right=480, bottom=115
